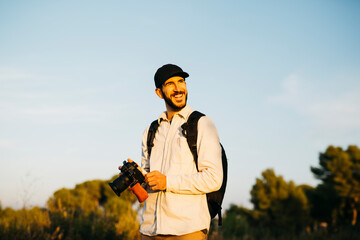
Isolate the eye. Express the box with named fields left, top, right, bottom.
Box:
left=165, top=82, right=174, bottom=87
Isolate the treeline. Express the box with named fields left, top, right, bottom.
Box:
left=0, top=145, right=359, bottom=240
left=215, top=145, right=360, bottom=240
left=0, top=176, right=141, bottom=240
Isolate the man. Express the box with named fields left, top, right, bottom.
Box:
left=140, top=64, right=223, bottom=239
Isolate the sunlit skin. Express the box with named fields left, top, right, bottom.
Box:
left=146, top=171, right=167, bottom=191
left=155, top=76, right=188, bottom=122
left=145, top=76, right=188, bottom=191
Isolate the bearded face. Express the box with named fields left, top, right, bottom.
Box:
left=159, top=76, right=188, bottom=112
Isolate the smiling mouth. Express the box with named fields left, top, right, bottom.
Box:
left=172, top=91, right=185, bottom=100
left=173, top=93, right=183, bottom=99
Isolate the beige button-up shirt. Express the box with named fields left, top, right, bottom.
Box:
left=140, top=105, right=223, bottom=236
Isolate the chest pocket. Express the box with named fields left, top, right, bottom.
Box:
left=169, top=130, right=195, bottom=171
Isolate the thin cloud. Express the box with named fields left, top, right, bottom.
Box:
left=0, top=139, right=18, bottom=150
left=0, top=67, right=126, bottom=124
left=267, top=74, right=302, bottom=106
left=0, top=67, right=36, bottom=81
left=307, top=91, right=360, bottom=130
left=0, top=102, right=115, bottom=124
left=267, top=74, right=360, bottom=133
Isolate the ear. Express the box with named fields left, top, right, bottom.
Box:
left=155, top=88, right=164, bottom=99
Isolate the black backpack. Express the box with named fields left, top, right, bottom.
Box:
left=146, top=111, right=228, bottom=226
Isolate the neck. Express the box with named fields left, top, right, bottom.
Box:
left=165, top=104, right=185, bottom=121
left=166, top=109, right=177, bottom=122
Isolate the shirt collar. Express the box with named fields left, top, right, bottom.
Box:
left=157, top=105, right=193, bottom=123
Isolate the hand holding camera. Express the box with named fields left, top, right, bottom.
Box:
left=108, top=159, right=149, bottom=203
left=146, top=170, right=166, bottom=191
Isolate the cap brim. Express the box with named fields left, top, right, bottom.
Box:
left=171, top=72, right=189, bottom=79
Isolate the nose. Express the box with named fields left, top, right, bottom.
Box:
left=174, top=82, right=180, bottom=91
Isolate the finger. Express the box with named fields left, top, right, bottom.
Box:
left=147, top=177, right=160, bottom=186
left=147, top=170, right=160, bottom=177
left=146, top=174, right=157, bottom=180
left=146, top=172, right=154, bottom=178
left=145, top=174, right=156, bottom=182
left=146, top=174, right=157, bottom=182
left=148, top=178, right=157, bottom=186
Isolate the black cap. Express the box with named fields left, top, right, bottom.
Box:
left=154, top=64, right=189, bottom=88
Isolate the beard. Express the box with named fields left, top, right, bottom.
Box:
left=161, top=89, right=188, bottom=112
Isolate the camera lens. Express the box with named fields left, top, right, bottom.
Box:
left=108, top=173, right=132, bottom=196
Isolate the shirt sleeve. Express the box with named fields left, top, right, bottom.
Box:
left=141, top=127, right=150, bottom=174
left=166, top=116, right=223, bottom=194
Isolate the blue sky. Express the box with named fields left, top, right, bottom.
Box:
left=1, top=1, right=359, bottom=210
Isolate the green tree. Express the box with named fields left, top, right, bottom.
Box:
left=221, top=204, right=251, bottom=240
left=0, top=204, right=53, bottom=240
left=248, top=169, right=310, bottom=237
left=0, top=176, right=141, bottom=240
left=311, top=145, right=360, bottom=227
left=304, top=183, right=341, bottom=230
left=46, top=176, right=140, bottom=239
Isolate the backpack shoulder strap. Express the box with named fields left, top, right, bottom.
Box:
left=147, top=119, right=160, bottom=157
left=181, top=111, right=205, bottom=171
